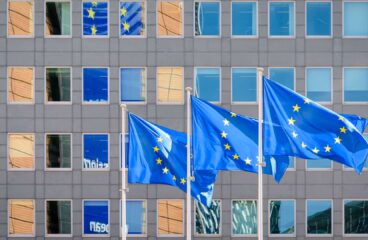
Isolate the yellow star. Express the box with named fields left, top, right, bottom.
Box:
left=162, top=167, right=169, bottom=174
left=304, top=98, right=311, bottom=104
left=156, top=158, right=162, bottom=165
left=172, top=175, right=176, bottom=181
left=292, top=131, right=298, bottom=138
left=245, top=158, right=252, bottom=165
left=180, top=178, right=186, bottom=185
left=230, top=112, right=237, bottom=117
left=91, top=1, right=98, bottom=7
left=87, top=7, right=95, bottom=19
left=122, top=21, right=130, bottom=32
left=335, top=136, right=342, bottom=144
left=233, top=154, right=239, bottom=160
left=157, top=137, right=163, bottom=142
left=153, top=146, right=159, bottom=152
left=340, top=126, right=347, bottom=134
left=91, top=25, right=97, bottom=35
left=324, top=145, right=331, bottom=153
left=301, top=142, right=307, bottom=148
left=338, top=115, right=344, bottom=121
left=312, top=147, right=319, bottom=154
left=288, top=117, right=296, bottom=125
left=293, top=104, right=300, bottom=112
left=224, top=143, right=231, bottom=150
left=223, top=119, right=230, bottom=126
left=120, top=7, right=127, bottom=16
left=221, top=131, right=227, bottom=138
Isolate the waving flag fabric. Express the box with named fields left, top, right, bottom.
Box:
left=83, top=1, right=108, bottom=36
left=120, top=2, right=145, bottom=36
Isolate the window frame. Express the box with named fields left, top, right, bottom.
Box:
left=7, top=133, right=35, bottom=171
left=119, top=199, right=148, bottom=237
left=193, top=199, right=222, bottom=237
left=81, top=0, right=110, bottom=38
left=7, top=0, right=35, bottom=38
left=7, top=66, right=35, bottom=105
left=156, top=66, right=185, bottom=105
left=44, top=199, right=73, bottom=237
left=268, top=199, right=296, bottom=237
left=44, top=66, right=72, bottom=104
left=286, top=157, right=296, bottom=171
left=305, top=1, right=333, bottom=39
left=156, top=199, right=185, bottom=237
left=342, top=67, right=368, bottom=105
left=82, top=199, right=110, bottom=237
left=343, top=199, right=368, bottom=237
left=82, top=133, right=110, bottom=171
left=230, top=1, right=258, bottom=38
left=305, top=199, right=333, bottom=237
left=156, top=0, right=184, bottom=38
left=119, top=0, right=147, bottom=38
left=306, top=159, right=333, bottom=171
left=268, top=1, right=296, bottom=39
left=305, top=67, right=333, bottom=105
left=82, top=67, right=110, bottom=105
left=44, top=0, right=72, bottom=38
left=44, top=133, right=72, bottom=171
left=268, top=67, right=296, bottom=91
left=231, top=66, right=258, bottom=105
left=194, top=67, right=222, bottom=104
left=342, top=1, right=368, bottom=39
left=231, top=199, right=257, bottom=237
left=119, top=67, right=147, bottom=105
left=193, top=1, right=221, bottom=38
left=7, top=199, right=35, bottom=237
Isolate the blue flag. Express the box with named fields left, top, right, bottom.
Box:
left=120, top=2, right=144, bottom=36
left=263, top=77, right=368, bottom=173
left=83, top=1, right=108, bottom=36
left=128, top=113, right=217, bottom=207
left=342, top=114, right=368, bottom=134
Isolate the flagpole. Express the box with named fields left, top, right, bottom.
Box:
left=121, top=104, right=128, bottom=240
left=185, top=87, right=192, bottom=240
left=257, top=68, right=264, bottom=240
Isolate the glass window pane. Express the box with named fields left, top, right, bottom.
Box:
left=83, top=68, right=109, bottom=103
left=344, top=68, right=368, bottom=102
left=307, top=200, right=332, bottom=235
left=306, top=68, right=332, bottom=102
left=269, top=2, right=295, bottom=36
left=344, top=2, right=368, bottom=37
left=8, top=134, right=34, bottom=170
left=125, top=200, right=147, bottom=235
left=83, top=200, right=109, bottom=235
left=120, top=68, right=146, bottom=102
left=8, top=200, right=35, bottom=236
left=46, top=68, right=71, bottom=102
left=8, top=67, right=34, bottom=103
left=232, top=200, right=257, bottom=235
left=83, top=1, right=108, bottom=36
left=344, top=200, right=368, bottom=234
left=307, top=159, right=332, bottom=169
left=195, top=200, right=221, bottom=235
left=8, top=1, right=34, bottom=36
left=232, top=68, right=257, bottom=102
left=232, top=2, right=257, bottom=36
left=194, top=2, right=220, bottom=36
left=45, top=2, right=71, bottom=36
left=269, top=68, right=294, bottom=90
left=46, top=200, right=72, bottom=235
left=158, top=200, right=184, bottom=236
left=269, top=200, right=295, bottom=235
left=46, top=134, right=71, bottom=169
left=157, top=67, right=184, bottom=104
left=195, top=68, right=220, bottom=102
left=306, top=2, right=331, bottom=36
left=288, top=157, right=295, bottom=169
left=83, top=134, right=109, bottom=169
left=120, top=1, right=145, bottom=36
left=157, top=1, right=183, bottom=37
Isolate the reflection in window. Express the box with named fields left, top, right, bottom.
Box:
left=344, top=68, right=368, bottom=102
left=194, top=2, right=220, bottom=36
left=83, top=1, right=108, bottom=36
left=46, top=134, right=71, bottom=169
left=83, top=68, right=109, bottom=103
left=232, top=68, right=257, bottom=102
left=195, top=68, right=220, bottom=102
left=306, top=2, right=331, bottom=37
left=344, top=2, right=368, bottom=37
left=344, top=200, right=368, bottom=234
left=8, top=67, right=34, bottom=103
left=124, top=200, right=147, bottom=235
left=8, top=1, right=34, bottom=36
left=269, top=68, right=294, bottom=90
left=120, top=68, right=146, bottom=102
left=8, top=200, right=35, bottom=236
left=306, top=68, right=332, bottom=102
left=46, top=200, right=72, bottom=235
left=46, top=68, right=71, bottom=102
left=157, top=67, right=184, bottom=104
left=232, top=2, right=257, bottom=36
left=307, top=159, right=332, bottom=169
left=157, top=1, right=183, bottom=37
left=195, top=200, right=221, bottom=235
left=269, top=200, right=295, bottom=235
left=158, top=200, right=184, bottom=236
left=83, top=134, right=109, bottom=169
left=83, top=200, right=109, bottom=235
left=269, top=2, right=295, bottom=37
left=45, top=1, right=71, bottom=36
left=307, top=200, right=332, bottom=235
left=120, top=1, right=145, bottom=37
left=232, top=200, right=257, bottom=235
left=8, top=134, right=34, bottom=170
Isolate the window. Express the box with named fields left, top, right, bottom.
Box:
left=8, top=134, right=34, bottom=170
left=269, top=200, right=295, bottom=236
left=344, top=200, right=368, bottom=235
left=7, top=0, right=34, bottom=37
left=194, top=2, right=220, bottom=36
left=83, top=200, right=109, bottom=236
left=157, top=1, right=183, bottom=37
left=46, top=67, right=71, bottom=103
left=8, top=199, right=35, bottom=237
left=306, top=2, right=332, bottom=37
left=121, top=200, right=147, bottom=236
left=120, top=68, right=146, bottom=103
left=45, top=1, right=71, bottom=36
left=306, top=68, right=332, bottom=103
left=344, top=68, right=368, bottom=102
left=45, top=200, right=72, bottom=236
left=288, top=157, right=295, bottom=170
left=83, top=68, right=109, bottom=103
left=232, top=68, right=257, bottom=103
left=232, top=200, right=257, bottom=236
left=343, top=1, right=368, bottom=37
left=307, top=159, right=332, bottom=170
left=45, top=134, right=71, bottom=170
left=157, top=67, right=184, bottom=104
left=83, top=1, right=108, bottom=37
left=157, top=199, right=184, bottom=236
left=269, top=2, right=295, bottom=37
left=195, top=68, right=220, bottom=102
left=83, top=134, right=109, bottom=170
left=120, top=1, right=145, bottom=37
left=195, top=199, right=221, bottom=235
left=231, top=1, right=257, bottom=37
left=269, top=68, right=295, bottom=90
left=8, top=67, right=34, bottom=103
left=306, top=200, right=332, bottom=236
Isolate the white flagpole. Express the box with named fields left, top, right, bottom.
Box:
left=185, top=87, right=192, bottom=240
left=121, top=104, right=128, bottom=240
left=257, top=68, right=264, bottom=240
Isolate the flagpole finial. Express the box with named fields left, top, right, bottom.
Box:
left=185, top=87, right=192, bottom=92
left=257, top=67, right=264, bottom=73
left=120, top=103, right=127, bottom=109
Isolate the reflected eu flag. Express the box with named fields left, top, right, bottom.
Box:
left=263, top=77, right=368, bottom=173
left=128, top=113, right=217, bottom=207
left=83, top=1, right=108, bottom=36
left=120, top=2, right=145, bottom=36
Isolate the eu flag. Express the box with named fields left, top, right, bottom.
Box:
left=120, top=2, right=144, bottom=36
left=263, top=77, right=368, bottom=173
left=128, top=113, right=217, bottom=207
left=83, top=1, right=108, bottom=36
left=341, top=114, right=368, bottom=134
